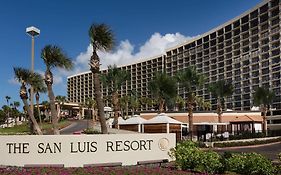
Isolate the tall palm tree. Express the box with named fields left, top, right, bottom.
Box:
left=100, top=65, right=130, bottom=127
left=176, top=66, right=205, bottom=140
left=209, top=80, right=233, bottom=122
left=89, top=23, right=114, bottom=134
left=41, top=45, right=73, bottom=135
left=5, top=96, right=11, bottom=124
left=13, top=67, right=42, bottom=135
left=33, top=75, right=47, bottom=127
left=55, top=95, right=67, bottom=121
left=148, top=72, right=177, bottom=113
left=253, top=87, right=275, bottom=134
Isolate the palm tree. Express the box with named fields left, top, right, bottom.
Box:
left=78, top=103, right=84, bottom=120
left=253, top=87, right=275, bottom=134
left=12, top=101, right=20, bottom=125
left=41, top=100, right=50, bottom=122
left=176, top=96, right=185, bottom=111
left=89, top=23, right=114, bottom=134
left=209, top=80, right=233, bottom=122
left=5, top=96, right=11, bottom=124
left=130, top=95, right=140, bottom=117
left=148, top=72, right=177, bottom=113
left=33, top=75, right=47, bottom=127
left=176, top=66, right=205, bottom=140
left=41, top=45, right=73, bottom=135
left=100, top=65, right=130, bottom=128
left=56, top=95, right=67, bottom=121
left=120, top=95, right=129, bottom=119
left=139, top=97, right=156, bottom=111
left=13, top=67, right=42, bottom=135
left=5, top=96, right=11, bottom=106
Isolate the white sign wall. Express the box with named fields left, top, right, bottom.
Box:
left=0, top=133, right=175, bottom=167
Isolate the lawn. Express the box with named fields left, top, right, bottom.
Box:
left=0, top=120, right=72, bottom=135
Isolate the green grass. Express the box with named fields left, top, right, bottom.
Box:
left=0, top=123, right=29, bottom=134
left=0, top=120, right=72, bottom=135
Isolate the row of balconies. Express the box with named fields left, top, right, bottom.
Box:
left=182, top=25, right=278, bottom=55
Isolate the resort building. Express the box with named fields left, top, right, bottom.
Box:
left=67, top=0, right=281, bottom=130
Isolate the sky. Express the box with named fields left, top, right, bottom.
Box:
left=0, top=0, right=262, bottom=109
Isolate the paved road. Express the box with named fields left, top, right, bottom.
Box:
left=60, top=120, right=137, bottom=134
left=60, top=120, right=88, bottom=134
left=214, top=142, right=281, bottom=160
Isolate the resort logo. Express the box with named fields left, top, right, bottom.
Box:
left=158, top=138, right=169, bottom=151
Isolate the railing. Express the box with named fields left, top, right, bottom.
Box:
left=179, top=129, right=281, bottom=142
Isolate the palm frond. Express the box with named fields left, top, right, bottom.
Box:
left=89, top=23, right=115, bottom=51
left=209, top=80, right=233, bottom=99
left=253, top=87, right=275, bottom=107
left=41, top=45, right=73, bottom=70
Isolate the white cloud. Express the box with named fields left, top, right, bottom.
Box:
left=68, top=32, right=194, bottom=73
left=8, top=78, right=20, bottom=85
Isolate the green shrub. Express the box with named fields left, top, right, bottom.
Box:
left=169, top=140, right=223, bottom=174
left=82, top=128, right=101, bottom=134
left=244, top=153, right=274, bottom=175
left=194, top=150, right=223, bottom=174
left=278, top=152, right=281, bottom=161
left=225, top=153, right=274, bottom=175
left=169, top=140, right=201, bottom=170
left=274, top=165, right=281, bottom=174
left=225, top=153, right=246, bottom=174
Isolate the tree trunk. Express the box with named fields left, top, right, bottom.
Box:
left=217, top=98, right=223, bottom=133
left=217, top=99, right=223, bottom=123
left=93, top=73, right=108, bottom=134
left=188, top=102, right=194, bottom=141
left=112, top=91, right=119, bottom=128
left=22, top=99, right=42, bottom=135
left=36, top=98, right=42, bottom=128
left=126, top=101, right=129, bottom=119
left=159, top=99, right=165, bottom=113
left=57, top=104, right=61, bottom=121
left=47, top=84, right=59, bottom=135
left=262, top=108, right=268, bottom=136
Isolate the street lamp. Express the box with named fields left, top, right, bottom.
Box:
left=26, top=26, right=40, bottom=120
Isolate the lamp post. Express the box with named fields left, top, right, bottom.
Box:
left=26, top=26, right=40, bottom=126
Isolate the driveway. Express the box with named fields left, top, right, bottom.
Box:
left=60, top=120, right=137, bottom=134
left=213, top=142, right=281, bottom=160
left=60, top=120, right=88, bottom=134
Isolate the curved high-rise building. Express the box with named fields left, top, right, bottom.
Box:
left=68, top=0, right=281, bottom=129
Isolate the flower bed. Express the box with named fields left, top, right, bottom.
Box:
left=0, top=165, right=207, bottom=175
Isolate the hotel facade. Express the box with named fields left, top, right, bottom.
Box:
left=68, top=0, right=281, bottom=129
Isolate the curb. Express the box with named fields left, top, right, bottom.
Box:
left=213, top=141, right=281, bottom=150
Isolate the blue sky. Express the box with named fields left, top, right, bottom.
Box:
left=0, top=0, right=262, bottom=109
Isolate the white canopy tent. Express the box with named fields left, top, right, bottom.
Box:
left=119, top=115, right=147, bottom=132
left=143, top=113, right=182, bottom=133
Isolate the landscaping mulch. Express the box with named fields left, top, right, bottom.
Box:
left=0, top=164, right=209, bottom=175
